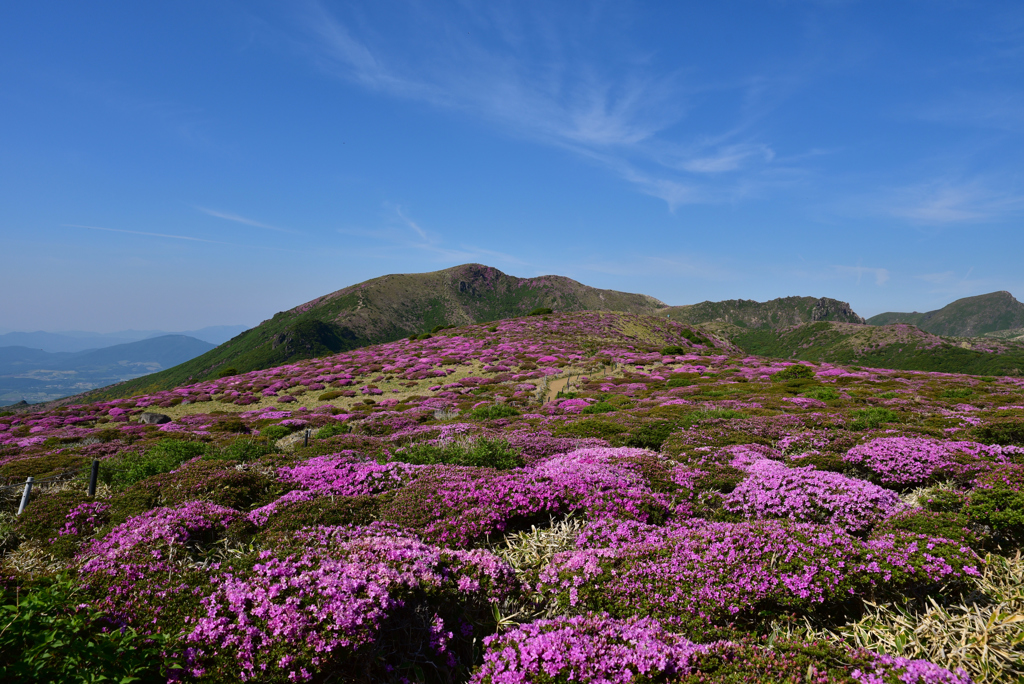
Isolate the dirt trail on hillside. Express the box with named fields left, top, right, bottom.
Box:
left=545, top=376, right=569, bottom=403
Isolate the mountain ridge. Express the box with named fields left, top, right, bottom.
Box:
left=867, top=291, right=1024, bottom=337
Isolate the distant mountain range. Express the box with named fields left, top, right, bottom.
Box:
left=0, top=325, right=248, bottom=353
left=31, top=267, right=1024, bottom=405
left=0, top=335, right=215, bottom=406
left=867, top=291, right=1024, bottom=337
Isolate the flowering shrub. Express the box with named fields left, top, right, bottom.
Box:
left=184, top=526, right=519, bottom=683
left=722, top=458, right=901, bottom=533
left=473, top=613, right=971, bottom=684
left=538, top=518, right=980, bottom=636
left=844, top=437, right=1023, bottom=487
left=3, top=310, right=1018, bottom=680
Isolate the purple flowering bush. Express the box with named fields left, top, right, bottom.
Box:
left=5, top=311, right=1023, bottom=681
left=472, top=613, right=971, bottom=684
left=722, top=457, right=902, bottom=533
left=537, top=518, right=980, bottom=637
left=184, top=525, right=519, bottom=683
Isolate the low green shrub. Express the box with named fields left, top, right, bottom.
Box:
left=941, top=388, right=975, bottom=399
left=965, top=466, right=1024, bottom=544
left=205, top=437, right=275, bottom=463
left=390, top=437, right=524, bottom=470
left=100, top=439, right=208, bottom=489
left=470, top=403, right=520, bottom=420
left=314, top=424, right=351, bottom=440
left=871, top=508, right=982, bottom=549
left=802, top=386, right=840, bottom=401
left=217, top=367, right=239, bottom=378
left=318, top=390, right=344, bottom=401
left=849, top=407, right=899, bottom=430
left=528, top=307, right=553, bottom=316
left=258, top=496, right=381, bottom=543
left=260, top=424, right=292, bottom=441
left=0, top=574, right=176, bottom=683
left=665, top=376, right=694, bottom=388
left=554, top=418, right=627, bottom=441
left=661, top=345, right=687, bottom=355
left=580, top=402, right=617, bottom=414
left=771, top=365, right=815, bottom=382
left=973, top=420, right=1024, bottom=446
left=0, top=453, right=87, bottom=481
left=624, top=421, right=677, bottom=452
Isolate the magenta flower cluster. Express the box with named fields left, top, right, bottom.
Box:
left=844, top=436, right=1024, bottom=487
left=722, top=457, right=902, bottom=532
left=184, top=525, right=519, bottom=682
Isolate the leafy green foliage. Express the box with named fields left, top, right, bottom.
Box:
left=205, top=437, right=274, bottom=463
left=665, top=376, right=694, bottom=388
left=528, top=307, right=553, bottom=316
left=470, top=403, right=521, bottom=420
left=318, top=390, right=344, bottom=401
left=802, top=386, right=840, bottom=401
left=580, top=401, right=617, bottom=414
left=314, top=424, right=351, bottom=440
left=0, top=574, right=177, bottom=683
left=553, top=418, right=626, bottom=441
left=941, top=388, right=975, bottom=399
left=849, top=407, right=899, bottom=430
left=390, top=438, right=524, bottom=470
left=973, top=420, right=1024, bottom=446
left=100, top=439, right=208, bottom=489
left=623, top=421, right=677, bottom=452
left=217, top=367, right=239, bottom=378
left=260, top=424, right=292, bottom=441
left=770, top=365, right=815, bottom=382
left=0, top=452, right=87, bottom=480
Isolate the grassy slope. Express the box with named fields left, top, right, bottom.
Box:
left=728, top=321, right=1024, bottom=376
left=87, top=264, right=666, bottom=400
left=867, top=291, right=1024, bottom=336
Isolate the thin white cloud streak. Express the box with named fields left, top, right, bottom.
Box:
left=62, top=224, right=231, bottom=245
left=886, top=179, right=1024, bottom=225
left=296, top=2, right=782, bottom=208
left=335, top=206, right=528, bottom=267
left=833, top=265, right=890, bottom=286
left=194, top=207, right=295, bottom=233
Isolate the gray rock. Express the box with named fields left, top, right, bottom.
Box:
left=138, top=412, right=172, bottom=425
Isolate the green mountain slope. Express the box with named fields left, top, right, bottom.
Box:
left=725, top=321, right=1024, bottom=376
left=88, top=264, right=666, bottom=399
left=867, top=291, right=1024, bottom=336
left=659, top=296, right=864, bottom=329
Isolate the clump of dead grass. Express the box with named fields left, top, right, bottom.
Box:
left=772, top=551, right=1024, bottom=683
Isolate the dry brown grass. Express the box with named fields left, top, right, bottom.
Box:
left=491, top=515, right=587, bottom=626
left=772, top=552, right=1024, bottom=683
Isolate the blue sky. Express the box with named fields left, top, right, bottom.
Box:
left=2, top=1, right=1022, bottom=333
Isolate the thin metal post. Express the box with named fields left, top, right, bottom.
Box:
left=303, top=429, right=310, bottom=448
left=88, top=460, right=99, bottom=497
left=17, top=477, right=33, bottom=516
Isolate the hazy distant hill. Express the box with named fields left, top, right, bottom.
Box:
left=0, top=325, right=248, bottom=353
left=659, top=296, right=865, bottom=328
left=0, top=335, right=215, bottom=406
left=867, top=291, right=1024, bottom=337
left=87, top=264, right=666, bottom=398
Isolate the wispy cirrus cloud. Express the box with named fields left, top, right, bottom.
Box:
left=194, top=207, right=295, bottom=233
left=833, top=264, right=890, bottom=286
left=336, top=204, right=527, bottom=267
left=290, top=1, right=784, bottom=209
left=62, top=223, right=230, bottom=245
left=886, top=179, right=1024, bottom=224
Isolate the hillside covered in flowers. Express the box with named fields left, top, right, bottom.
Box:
left=2, top=311, right=1023, bottom=683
